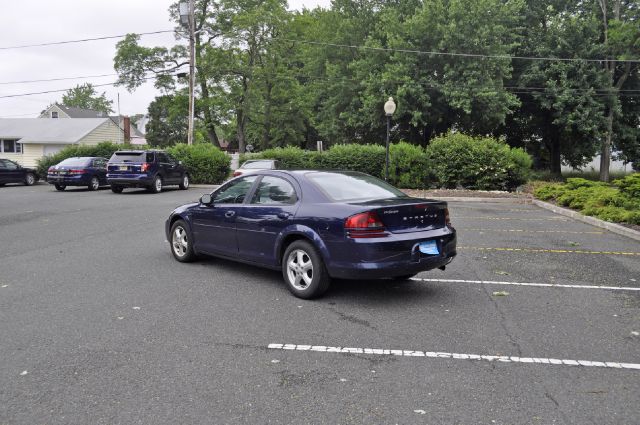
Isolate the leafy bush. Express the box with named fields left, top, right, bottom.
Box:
left=388, top=142, right=430, bottom=189
left=317, top=144, right=386, bottom=178
left=425, top=132, right=532, bottom=190
left=166, top=143, right=230, bottom=184
left=533, top=173, right=640, bottom=224
left=245, top=146, right=320, bottom=169
left=36, top=142, right=143, bottom=177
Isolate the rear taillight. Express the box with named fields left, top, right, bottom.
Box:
left=444, top=208, right=451, bottom=226
left=233, top=170, right=242, bottom=177
left=47, top=167, right=54, bottom=173
left=69, top=169, right=86, bottom=175
left=141, top=163, right=151, bottom=172
left=345, top=211, right=388, bottom=238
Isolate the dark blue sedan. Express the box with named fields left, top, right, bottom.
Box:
left=47, top=157, right=109, bottom=191
left=165, top=170, right=457, bottom=299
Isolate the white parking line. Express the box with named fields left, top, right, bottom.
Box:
left=411, top=278, right=640, bottom=292
left=268, top=344, right=640, bottom=371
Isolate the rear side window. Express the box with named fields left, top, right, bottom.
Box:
left=251, top=176, right=297, bottom=205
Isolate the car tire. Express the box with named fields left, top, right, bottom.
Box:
left=111, top=185, right=124, bottom=193
left=54, top=184, right=66, bottom=191
left=24, top=173, right=35, bottom=186
left=170, top=220, right=196, bottom=262
left=282, top=240, right=330, bottom=299
left=149, top=175, right=162, bottom=193
left=179, top=174, right=190, bottom=190
left=88, top=176, right=100, bottom=191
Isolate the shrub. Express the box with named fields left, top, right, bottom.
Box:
left=425, top=132, right=532, bottom=190
left=166, top=143, right=230, bottom=184
left=388, top=142, right=430, bottom=189
left=533, top=173, right=640, bottom=224
left=247, top=146, right=320, bottom=169
left=36, top=142, right=142, bottom=177
left=317, top=144, right=386, bottom=178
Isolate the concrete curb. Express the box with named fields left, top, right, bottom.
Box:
left=533, top=199, right=640, bottom=242
left=430, top=196, right=532, bottom=204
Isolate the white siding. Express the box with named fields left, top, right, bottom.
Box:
left=0, top=144, right=44, bottom=168
left=78, top=120, right=123, bottom=145
left=38, top=105, right=70, bottom=119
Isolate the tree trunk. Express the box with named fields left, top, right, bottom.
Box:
left=262, top=81, right=273, bottom=148
left=549, top=136, right=562, bottom=178
left=600, top=110, right=613, bottom=182
left=199, top=81, right=221, bottom=147
left=237, top=108, right=246, bottom=154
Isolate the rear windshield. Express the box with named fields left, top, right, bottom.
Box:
left=242, top=160, right=275, bottom=169
left=57, top=158, right=91, bottom=167
left=110, top=152, right=154, bottom=163
left=306, top=172, right=408, bottom=202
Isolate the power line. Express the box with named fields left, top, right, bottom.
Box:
left=0, top=76, right=160, bottom=99
left=277, top=37, right=640, bottom=64
left=0, top=73, right=117, bottom=85
left=0, top=30, right=175, bottom=51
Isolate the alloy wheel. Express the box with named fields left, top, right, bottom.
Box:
left=172, top=226, right=189, bottom=257
left=286, top=249, right=314, bottom=291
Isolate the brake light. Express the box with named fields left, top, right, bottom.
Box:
left=345, top=212, right=388, bottom=238
left=69, top=169, right=86, bottom=175
left=233, top=170, right=242, bottom=177
left=444, top=208, right=451, bottom=226
left=141, top=163, right=151, bottom=172
left=47, top=167, right=54, bottom=173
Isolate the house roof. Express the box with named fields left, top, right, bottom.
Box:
left=56, top=104, right=109, bottom=118
left=0, top=118, right=111, bottom=144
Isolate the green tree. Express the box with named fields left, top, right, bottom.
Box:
left=61, top=83, right=114, bottom=114
left=145, top=95, right=188, bottom=147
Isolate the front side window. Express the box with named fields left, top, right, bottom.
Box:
left=251, top=176, right=297, bottom=205
left=2, top=159, right=18, bottom=170
left=213, top=176, right=258, bottom=204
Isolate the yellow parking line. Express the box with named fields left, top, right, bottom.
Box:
left=464, top=228, right=605, bottom=235
left=455, top=217, right=567, bottom=221
left=458, top=246, right=640, bottom=256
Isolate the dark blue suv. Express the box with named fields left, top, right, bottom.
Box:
left=107, top=150, right=189, bottom=193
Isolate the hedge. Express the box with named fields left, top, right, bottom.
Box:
left=534, top=175, right=640, bottom=224
left=36, top=142, right=143, bottom=177
left=166, top=143, right=230, bottom=184
left=36, top=141, right=230, bottom=185
left=424, top=132, right=532, bottom=191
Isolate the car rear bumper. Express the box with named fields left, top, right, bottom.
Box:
left=47, top=175, right=91, bottom=185
left=324, top=228, right=457, bottom=279
left=107, top=174, right=153, bottom=187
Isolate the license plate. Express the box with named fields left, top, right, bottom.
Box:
left=119, top=166, right=128, bottom=171
left=418, top=240, right=439, bottom=255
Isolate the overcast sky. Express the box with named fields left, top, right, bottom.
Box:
left=0, top=0, right=332, bottom=119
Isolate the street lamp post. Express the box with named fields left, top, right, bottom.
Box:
left=383, top=97, right=396, bottom=181
left=179, top=0, right=195, bottom=145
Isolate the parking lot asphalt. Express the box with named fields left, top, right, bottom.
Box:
left=1, top=183, right=639, bottom=425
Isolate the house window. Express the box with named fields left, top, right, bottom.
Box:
left=51, top=111, right=58, bottom=118
left=0, top=139, right=21, bottom=153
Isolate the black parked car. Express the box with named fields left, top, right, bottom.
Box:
left=0, top=159, right=39, bottom=186
left=107, top=150, right=189, bottom=193
left=47, top=157, right=108, bottom=191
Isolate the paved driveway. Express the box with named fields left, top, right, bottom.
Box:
left=1, top=184, right=638, bottom=424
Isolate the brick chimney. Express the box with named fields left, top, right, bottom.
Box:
left=123, top=116, right=131, bottom=142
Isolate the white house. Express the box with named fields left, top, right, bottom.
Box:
left=0, top=118, right=123, bottom=167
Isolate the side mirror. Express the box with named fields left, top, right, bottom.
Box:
left=200, top=194, right=213, bottom=205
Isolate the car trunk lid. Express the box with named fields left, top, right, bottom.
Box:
left=348, top=198, right=448, bottom=233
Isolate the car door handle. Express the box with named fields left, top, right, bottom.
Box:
left=277, top=212, right=291, bottom=220
left=225, top=211, right=236, bottom=218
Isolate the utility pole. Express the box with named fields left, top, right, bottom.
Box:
left=180, top=0, right=196, bottom=145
